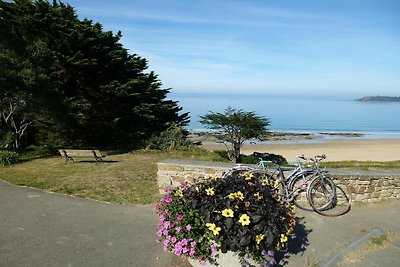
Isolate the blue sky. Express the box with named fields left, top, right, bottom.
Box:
left=64, top=0, right=399, bottom=97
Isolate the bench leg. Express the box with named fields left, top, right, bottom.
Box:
left=92, top=151, right=103, bottom=162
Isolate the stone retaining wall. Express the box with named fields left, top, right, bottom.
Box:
left=157, top=160, right=400, bottom=203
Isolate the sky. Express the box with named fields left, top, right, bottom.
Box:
left=63, top=0, right=400, bottom=97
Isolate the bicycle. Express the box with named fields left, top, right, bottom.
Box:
left=251, top=152, right=336, bottom=212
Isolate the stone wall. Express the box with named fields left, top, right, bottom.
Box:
left=157, top=160, right=400, bottom=203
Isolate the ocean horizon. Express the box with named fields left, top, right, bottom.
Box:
left=170, top=93, right=400, bottom=139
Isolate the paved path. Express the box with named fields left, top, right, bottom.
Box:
left=0, top=180, right=172, bottom=267
left=1, top=180, right=399, bottom=267
left=286, top=202, right=400, bottom=267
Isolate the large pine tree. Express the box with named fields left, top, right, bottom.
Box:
left=0, top=0, right=189, bottom=149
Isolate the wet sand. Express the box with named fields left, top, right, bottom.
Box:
left=201, top=139, right=400, bottom=162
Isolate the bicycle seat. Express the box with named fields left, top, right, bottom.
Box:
left=252, top=152, right=270, bottom=160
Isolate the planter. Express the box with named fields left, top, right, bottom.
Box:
left=188, top=251, right=255, bottom=267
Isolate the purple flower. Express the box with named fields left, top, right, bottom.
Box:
left=174, top=248, right=182, bottom=256
left=156, top=230, right=163, bottom=237
left=162, top=196, right=172, bottom=203
left=190, top=241, right=196, bottom=248
left=159, top=215, right=165, bottom=222
left=189, top=248, right=195, bottom=256
left=171, top=237, right=177, bottom=243
left=186, top=224, right=192, bottom=230
left=175, top=227, right=182, bottom=233
left=163, top=221, right=171, bottom=229
left=268, top=250, right=274, bottom=257
left=181, top=238, right=188, bottom=246
left=176, top=214, right=184, bottom=221
left=269, top=258, right=276, bottom=265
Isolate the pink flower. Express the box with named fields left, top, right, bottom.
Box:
left=186, top=224, right=192, bottom=230
left=181, top=238, right=188, bottom=246
left=163, top=240, right=169, bottom=247
left=176, top=214, right=184, bottom=221
left=162, top=196, right=172, bottom=203
left=211, top=244, right=217, bottom=252
left=156, top=230, right=163, bottom=237
left=175, top=227, right=182, bottom=233
left=171, top=237, right=177, bottom=243
left=189, top=248, right=195, bottom=256
left=159, top=215, right=165, bottom=222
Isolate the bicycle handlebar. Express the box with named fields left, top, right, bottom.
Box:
left=297, top=154, right=326, bottom=163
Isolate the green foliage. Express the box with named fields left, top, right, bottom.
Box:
left=200, top=107, right=270, bottom=163
left=0, top=0, right=189, bottom=150
left=157, top=170, right=296, bottom=266
left=0, top=150, right=19, bottom=165
left=146, top=124, right=193, bottom=150
left=0, top=130, right=13, bottom=149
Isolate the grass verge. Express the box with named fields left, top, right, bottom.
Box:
left=321, top=160, right=400, bottom=170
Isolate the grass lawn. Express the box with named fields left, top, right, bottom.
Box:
left=0, top=148, right=222, bottom=205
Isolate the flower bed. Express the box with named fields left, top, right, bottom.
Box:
left=155, top=169, right=296, bottom=266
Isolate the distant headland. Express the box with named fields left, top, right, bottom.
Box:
left=355, top=96, right=400, bottom=102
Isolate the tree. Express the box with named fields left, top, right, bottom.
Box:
left=200, top=107, right=270, bottom=163
left=0, top=0, right=189, bottom=150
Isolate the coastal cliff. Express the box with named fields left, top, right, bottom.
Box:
left=356, top=96, right=400, bottom=102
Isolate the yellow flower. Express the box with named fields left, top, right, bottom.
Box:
left=286, top=227, right=294, bottom=235
left=205, top=188, right=215, bottom=196
left=206, top=222, right=216, bottom=229
left=235, top=191, right=244, bottom=201
left=228, top=191, right=244, bottom=201
left=206, top=222, right=221, bottom=235
left=195, top=186, right=200, bottom=192
left=175, top=189, right=183, bottom=197
left=280, top=234, right=288, bottom=243
left=221, top=209, right=234, bottom=218
left=238, top=214, right=251, bottom=226
left=274, top=180, right=279, bottom=188
left=254, top=192, right=263, bottom=201
left=290, top=205, right=296, bottom=213
left=255, top=234, right=265, bottom=245
left=245, top=172, right=253, bottom=181
left=261, top=178, right=269, bottom=186
left=211, top=226, right=221, bottom=235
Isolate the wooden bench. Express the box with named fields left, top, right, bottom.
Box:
left=58, top=149, right=105, bottom=163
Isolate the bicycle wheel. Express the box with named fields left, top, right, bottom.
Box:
left=309, top=178, right=351, bottom=216
left=307, top=175, right=337, bottom=212
left=288, top=172, right=315, bottom=211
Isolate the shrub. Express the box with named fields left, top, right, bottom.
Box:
left=213, top=150, right=287, bottom=165
left=156, top=169, right=296, bottom=266
left=147, top=124, right=193, bottom=150
left=0, top=150, right=19, bottom=165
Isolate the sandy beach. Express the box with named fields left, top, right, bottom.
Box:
left=201, top=138, right=400, bottom=162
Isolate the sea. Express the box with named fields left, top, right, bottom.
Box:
left=169, top=93, right=400, bottom=140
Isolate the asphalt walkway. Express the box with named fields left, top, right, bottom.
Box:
left=0, top=180, right=172, bottom=267
left=1, top=180, right=399, bottom=267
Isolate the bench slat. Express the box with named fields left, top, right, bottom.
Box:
left=58, top=149, right=105, bottom=163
